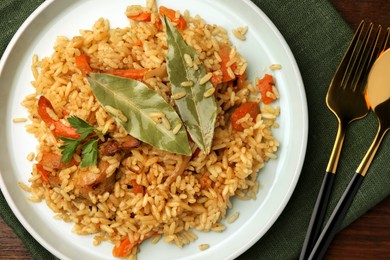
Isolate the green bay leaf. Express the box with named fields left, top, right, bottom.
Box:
left=87, top=73, right=192, bottom=156
left=164, top=16, right=217, bottom=154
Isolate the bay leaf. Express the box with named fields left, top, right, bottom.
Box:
left=164, top=16, right=217, bottom=154
left=87, top=73, right=192, bottom=156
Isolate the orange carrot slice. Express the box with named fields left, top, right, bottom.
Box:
left=257, top=74, right=276, bottom=104
left=159, top=6, right=187, bottom=30
left=75, top=54, right=92, bottom=76
left=231, top=102, right=260, bottom=131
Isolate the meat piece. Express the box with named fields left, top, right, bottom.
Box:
left=37, top=151, right=78, bottom=187
left=39, top=151, right=78, bottom=170
left=74, top=160, right=117, bottom=199
left=99, top=135, right=141, bottom=156
left=117, top=135, right=141, bottom=149
left=99, top=139, right=120, bottom=156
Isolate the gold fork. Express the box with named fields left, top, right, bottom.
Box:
left=299, top=21, right=383, bottom=260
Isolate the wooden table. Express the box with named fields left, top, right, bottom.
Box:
left=1, top=1, right=389, bottom=259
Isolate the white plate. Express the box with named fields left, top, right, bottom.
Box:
left=0, top=0, right=308, bottom=259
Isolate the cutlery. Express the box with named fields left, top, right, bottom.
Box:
left=299, top=21, right=382, bottom=260
left=308, top=28, right=390, bottom=260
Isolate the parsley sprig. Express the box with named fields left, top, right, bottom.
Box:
left=59, top=116, right=103, bottom=168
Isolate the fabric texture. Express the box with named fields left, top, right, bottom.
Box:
left=0, top=0, right=389, bottom=259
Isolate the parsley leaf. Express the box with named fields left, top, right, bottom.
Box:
left=81, top=139, right=99, bottom=167
left=59, top=137, right=80, bottom=165
left=67, top=115, right=95, bottom=135
left=59, top=116, right=102, bottom=168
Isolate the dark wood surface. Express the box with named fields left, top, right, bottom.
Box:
left=1, top=1, right=389, bottom=259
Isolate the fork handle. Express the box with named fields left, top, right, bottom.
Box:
left=299, top=171, right=335, bottom=260
left=308, top=172, right=365, bottom=260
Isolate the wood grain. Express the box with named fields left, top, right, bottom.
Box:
left=0, top=1, right=389, bottom=259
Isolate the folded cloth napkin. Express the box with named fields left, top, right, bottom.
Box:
left=0, top=0, right=389, bottom=259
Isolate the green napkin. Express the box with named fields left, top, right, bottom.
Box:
left=1, top=0, right=389, bottom=259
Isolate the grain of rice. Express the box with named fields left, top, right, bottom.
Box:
left=172, top=123, right=182, bottom=135
left=46, top=107, right=59, bottom=121
left=104, top=105, right=128, bottom=123
left=227, top=66, right=235, bottom=79
left=214, top=51, right=222, bottom=62
left=199, top=244, right=209, bottom=251
left=181, top=80, right=194, bottom=87
left=262, top=113, right=276, bottom=119
left=199, top=72, right=213, bottom=85
left=161, top=116, right=171, bottom=130
left=171, top=92, right=187, bottom=100
left=203, top=87, right=215, bottom=98
left=266, top=91, right=277, bottom=100
left=269, top=63, right=282, bottom=70
left=148, top=111, right=165, bottom=118
left=26, top=152, right=35, bottom=161
left=13, top=117, right=27, bottom=123
left=227, top=211, right=239, bottom=224
left=272, top=85, right=280, bottom=99
left=18, top=182, right=31, bottom=192
left=151, top=235, right=162, bottom=244
left=238, top=62, right=248, bottom=76
left=229, top=47, right=237, bottom=59
left=184, top=53, right=193, bottom=67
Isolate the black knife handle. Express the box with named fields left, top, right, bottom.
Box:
left=308, top=172, right=365, bottom=260
left=299, top=171, right=335, bottom=260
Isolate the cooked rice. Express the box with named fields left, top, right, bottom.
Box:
left=12, top=117, right=27, bottom=123
left=21, top=2, right=280, bottom=259
left=171, top=91, right=186, bottom=100
left=227, top=211, right=240, bottom=224
left=180, top=80, right=194, bottom=87
left=26, top=152, right=35, bottom=161
left=198, top=243, right=209, bottom=251
left=232, top=26, right=248, bottom=41
left=269, top=63, right=282, bottom=70
left=203, top=87, right=215, bottom=98
left=199, top=72, right=213, bottom=85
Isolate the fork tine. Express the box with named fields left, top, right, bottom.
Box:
left=340, top=22, right=374, bottom=89
left=378, top=27, right=390, bottom=54
left=331, top=21, right=365, bottom=88
left=352, top=24, right=382, bottom=93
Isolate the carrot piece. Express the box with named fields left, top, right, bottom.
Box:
left=210, top=73, right=222, bottom=87
left=231, top=102, right=260, bottom=131
left=159, top=6, right=187, bottom=30
left=131, top=180, right=145, bottom=195
left=133, top=39, right=143, bottom=46
left=36, top=164, right=49, bottom=184
left=105, top=68, right=148, bottom=80
left=53, top=121, right=80, bottom=139
left=39, top=151, right=78, bottom=170
left=257, top=74, right=276, bottom=104
left=217, top=47, right=237, bottom=83
left=112, top=237, right=135, bottom=258
left=112, top=233, right=158, bottom=258
left=127, top=12, right=151, bottom=22
left=38, top=96, right=80, bottom=139
left=75, top=54, right=92, bottom=76
left=37, top=95, right=57, bottom=125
